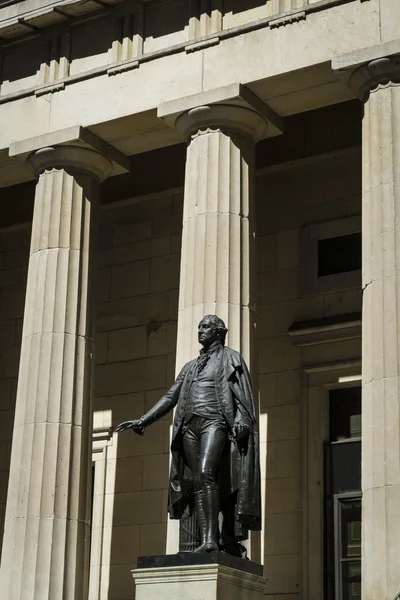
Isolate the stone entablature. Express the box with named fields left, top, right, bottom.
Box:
left=0, top=0, right=370, bottom=90
left=0, top=0, right=365, bottom=43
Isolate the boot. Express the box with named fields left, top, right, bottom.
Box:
left=193, top=491, right=208, bottom=552
left=197, top=486, right=219, bottom=553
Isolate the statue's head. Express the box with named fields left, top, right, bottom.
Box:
left=198, top=315, right=228, bottom=349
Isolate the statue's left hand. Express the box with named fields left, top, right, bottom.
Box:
left=233, top=422, right=250, bottom=441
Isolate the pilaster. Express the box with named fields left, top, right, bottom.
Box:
left=0, top=145, right=111, bottom=600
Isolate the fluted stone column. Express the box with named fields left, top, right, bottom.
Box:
left=0, top=146, right=111, bottom=600
left=167, top=104, right=266, bottom=556
left=174, top=104, right=266, bottom=370
left=351, top=56, right=400, bottom=600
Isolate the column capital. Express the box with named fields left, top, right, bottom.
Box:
left=158, top=83, right=284, bottom=141
left=27, top=145, right=113, bottom=182
left=8, top=125, right=129, bottom=185
left=332, top=40, right=400, bottom=102
left=349, top=54, right=400, bottom=101
left=175, top=104, right=268, bottom=142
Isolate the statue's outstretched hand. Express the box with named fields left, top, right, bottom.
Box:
left=115, top=419, right=144, bottom=435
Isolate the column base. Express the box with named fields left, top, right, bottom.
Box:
left=132, top=552, right=267, bottom=600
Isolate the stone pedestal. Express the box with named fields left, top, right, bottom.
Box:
left=132, top=553, right=266, bottom=600
left=350, top=55, right=400, bottom=600
left=0, top=146, right=111, bottom=600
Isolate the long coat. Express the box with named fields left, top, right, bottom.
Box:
left=141, top=345, right=262, bottom=533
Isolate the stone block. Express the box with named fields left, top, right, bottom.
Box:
left=258, top=268, right=299, bottom=304
left=110, top=260, right=150, bottom=300
left=152, top=213, right=182, bottom=237
left=168, top=289, right=179, bottom=320
left=108, top=326, right=147, bottom=363
left=139, top=522, right=168, bottom=557
left=165, top=353, right=176, bottom=387
left=0, top=441, right=10, bottom=469
left=111, top=490, right=163, bottom=526
left=257, top=235, right=277, bottom=274
left=107, top=524, right=141, bottom=566
left=263, top=512, right=277, bottom=555
left=96, top=355, right=167, bottom=396
left=100, top=236, right=171, bottom=267
left=95, top=332, right=108, bottom=365
left=171, top=233, right=182, bottom=254
left=98, top=227, right=113, bottom=250
left=96, top=292, right=170, bottom=333
left=0, top=267, right=20, bottom=288
left=275, top=513, right=301, bottom=555
left=259, top=373, right=277, bottom=409
left=264, top=441, right=276, bottom=480
left=143, top=454, right=169, bottom=490
left=113, top=456, right=143, bottom=493
left=96, top=268, right=110, bottom=303
left=0, top=410, right=14, bottom=440
left=323, top=288, right=362, bottom=317
left=172, top=194, right=183, bottom=215
left=114, top=221, right=151, bottom=247
left=104, top=198, right=173, bottom=229
left=108, top=564, right=136, bottom=599
left=0, top=286, right=26, bottom=320
left=0, top=470, right=9, bottom=503
left=257, top=304, right=278, bottom=340
left=277, top=230, right=299, bottom=270
left=117, top=422, right=168, bottom=459
left=273, top=439, right=301, bottom=479
left=5, top=247, right=29, bottom=269
left=0, top=346, right=21, bottom=379
left=259, top=337, right=301, bottom=373
left=267, top=404, right=300, bottom=441
left=259, top=415, right=268, bottom=445
left=264, top=477, right=301, bottom=514
left=0, top=231, right=22, bottom=251
left=150, top=254, right=180, bottom=292
left=147, top=321, right=177, bottom=357
left=277, top=370, right=301, bottom=406
left=0, top=321, right=16, bottom=350
left=263, top=554, right=300, bottom=595
left=94, top=392, right=145, bottom=427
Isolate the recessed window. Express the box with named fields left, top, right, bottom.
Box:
left=318, top=233, right=361, bottom=278
left=301, top=216, right=361, bottom=296
left=329, top=387, right=362, bottom=442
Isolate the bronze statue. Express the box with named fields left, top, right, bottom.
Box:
left=116, top=315, right=261, bottom=555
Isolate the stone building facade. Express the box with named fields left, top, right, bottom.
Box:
left=0, top=1, right=397, bottom=599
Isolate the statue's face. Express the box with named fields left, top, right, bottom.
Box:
left=198, top=317, right=220, bottom=349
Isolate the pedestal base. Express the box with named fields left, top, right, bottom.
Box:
left=132, top=553, right=267, bottom=600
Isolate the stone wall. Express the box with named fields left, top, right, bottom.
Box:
left=257, top=146, right=362, bottom=598
left=93, top=189, right=183, bottom=598
left=0, top=146, right=362, bottom=599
